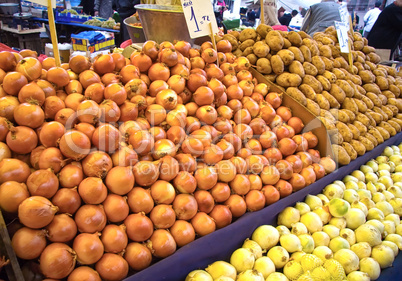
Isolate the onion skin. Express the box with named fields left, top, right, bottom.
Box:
left=0, top=181, right=29, bottom=213
left=0, top=158, right=31, bottom=184
left=39, top=243, right=77, bottom=279
left=147, top=229, right=177, bottom=258
left=74, top=204, right=107, bottom=233
left=45, top=214, right=78, bottom=243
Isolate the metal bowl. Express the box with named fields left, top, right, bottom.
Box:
left=134, top=4, right=194, bottom=44
left=0, top=3, right=19, bottom=15
left=124, top=17, right=146, bottom=43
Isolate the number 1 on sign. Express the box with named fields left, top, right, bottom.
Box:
left=190, top=6, right=201, bottom=33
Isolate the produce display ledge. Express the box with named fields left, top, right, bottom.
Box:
left=127, top=131, right=402, bottom=281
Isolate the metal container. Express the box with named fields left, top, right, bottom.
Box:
left=0, top=3, right=19, bottom=15
left=124, top=16, right=146, bottom=43
left=134, top=4, right=193, bottom=44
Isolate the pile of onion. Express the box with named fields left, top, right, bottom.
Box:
left=0, top=41, right=335, bottom=281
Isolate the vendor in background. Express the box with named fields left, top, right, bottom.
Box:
left=80, top=0, right=95, bottom=16
left=367, top=0, right=402, bottom=60
left=363, top=1, right=382, bottom=38
left=113, top=0, right=141, bottom=43
left=279, top=10, right=298, bottom=27
left=263, top=0, right=280, bottom=26
left=289, top=9, right=304, bottom=30
left=213, top=0, right=227, bottom=28
left=300, top=0, right=341, bottom=35
left=246, top=8, right=257, bottom=27
left=94, top=0, right=113, bottom=19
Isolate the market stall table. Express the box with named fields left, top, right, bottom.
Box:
left=0, top=21, right=45, bottom=53
left=31, top=17, right=120, bottom=43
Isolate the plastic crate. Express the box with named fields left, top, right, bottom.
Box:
left=55, top=11, right=93, bottom=23
left=71, top=31, right=114, bottom=53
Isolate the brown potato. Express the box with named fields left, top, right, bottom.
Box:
left=303, top=75, right=323, bottom=93
left=271, top=55, right=284, bottom=75
left=276, top=73, right=302, bottom=87
left=287, top=31, right=302, bottom=47
left=322, top=90, right=340, bottom=108
left=246, top=53, right=258, bottom=65
left=306, top=99, right=321, bottom=116
left=239, top=28, right=258, bottom=42
left=335, top=79, right=354, bottom=98
left=321, top=56, right=334, bottom=71
left=256, top=58, right=272, bottom=74
left=299, top=45, right=312, bottom=62
left=316, top=94, right=330, bottom=110
left=289, top=61, right=305, bottom=78
left=299, top=84, right=317, bottom=100
left=332, top=68, right=346, bottom=80
left=332, top=144, right=351, bottom=166
left=303, top=62, right=318, bottom=76
left=277, top=49, right=295, bottom=66
left=329, top=84, right=346, bottom=103
left=347, top=123, right=360, bottom=139
left=265, top=30, right=284, bottom=52
left=311, top=56, right=325, bottom=75
left=256, top=24, right=272, bottom=38
left=286, top=87, right=307, bottom=106
left=288, top=46, right=305, bottom=63
left=222, top=34, right=238, bottom=50
left=317, top=75, right=331, bottom=91
left=253, top=41, right=270, bottom=58
left=239, top=39, right=255, bottom=51
left=342, top=142, right=358, bottom=160
left=368, top=127, right=384, bottom=144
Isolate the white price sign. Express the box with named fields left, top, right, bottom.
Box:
left=338, top=5, right=350, bottom=30
left=180, top=0, right=219, bottom=39
left=335, top=21, right=349, bottom=53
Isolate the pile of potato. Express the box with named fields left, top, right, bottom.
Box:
left=217, top=25, right=402, bottom=166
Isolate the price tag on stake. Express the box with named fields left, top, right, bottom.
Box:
left=338, top=5, right=350, bottom=30
left=180, top=0, right=219, bottom=39
left=334, top=21, right=349, bottom=54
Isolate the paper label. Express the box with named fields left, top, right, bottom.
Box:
left=180, top=0, right=219, bottom=39
left=335, top=21, right=349, bottom=53
left=338, top=5, right=350, bottom=30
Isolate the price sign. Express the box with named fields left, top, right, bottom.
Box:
left=338, top=5, right=350, bottom=30
left=180, top=0, right=219, bottom=39
left=335, top=21, right=349, bottom=53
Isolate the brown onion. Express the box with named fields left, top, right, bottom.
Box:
left=0, top=181, right=29, bottom=213
left=96, top=253, right=129, bottom=281
left=224, top=194, right=247, bottom=217
left=147, top=229, right=176, bottom=258
left=172, top=194, right=198, bottom=221
left=159, top=155, right=179, bottom=181
left=11, top=227, right=47, bottom=259
left=58, top=163, right=84, bottom=188
left=150, top=204, right=176, bottom=229
left=39, top=243, right=76, bottom=279
left=78, top=177, right=107, bottom=204
left=124, top=242, right=152, bottom=271
left=191, top=212, right=216, bottom=236
left=27, top=169, right=59, bottom=198
left=67, top=266, right=101, bottom=281
left=194, top=190, right=215, bottom=213
left=101, top=224, right=128, bottom=253
left=150, top=180, right=176, bottom=204
left=46, top=214, right=77, bottom=243
left=209, top=204, right=233, bottom=229
left=18, top=196, right=58, bottom=228
left=170, top=220, right=196, bottom=247
left=73, top=233, right=104, bottom=264
left=38, top=147, right=64, bottom=173
left=127, top=187, right=154, bottom=214
left=52, top=187, right=81, bottom=214
left=103, top=194, right=130, bottom=223
left=59, top=130, right=91, bottom=161
left=82, top=151, right=113, bottom=178
left=124, top=213, right=154, bottom=242
left=74, top=204, right=107, bottom=233
left=105, top=166, right=135, bottom=195
left=132, top=161, right=160, bottom=186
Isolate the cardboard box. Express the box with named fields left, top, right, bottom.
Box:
left=45, top=44, right=72, bottom=63
left=250, top=68, right=334, bottom=159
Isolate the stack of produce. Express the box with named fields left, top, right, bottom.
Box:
left=186, top=143, right=402, bottom=281
left=0, top=39, right=335, bottom=280
left=218, top=25, right=402, bottom=165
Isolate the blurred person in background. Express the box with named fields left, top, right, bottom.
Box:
left=113, top=0, right=141, bottom=42
left=363, top=1, right=382, bottom=38
left=246, top=8, right=257, bottom=27
left=80, top=0, right=95, bottom=15
left=367, top=0, right=402, bottom=60
left=94, top=0, right=113, bottom=18
left=301, top=0, right=341, bottom=35
left=289, top=9, right=304, bottom=30
left=280, top=10, right=298, bottom=27
left=263, top=0, right=280, bottom=26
